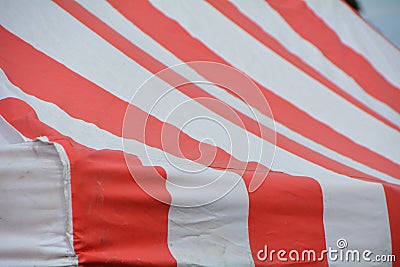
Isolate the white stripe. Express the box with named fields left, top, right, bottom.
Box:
left=168, top=174, right=254, bottom=267
left=1, top=70, right=393, bottom=267
left=149, top=0, right=400, bottom=164
left=1, top=0, right=397, bottom=185
left=230, top=0, right=399, bottom=126
left=320, top=179, right=392, bottom=267
left=305, top=0, right=400, bottom=88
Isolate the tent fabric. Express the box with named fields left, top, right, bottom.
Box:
left=0, top=0, right=399, bottom=266
left=0, top=115, right=27, bottom=145
left=0, top=139, right=76, bottom=267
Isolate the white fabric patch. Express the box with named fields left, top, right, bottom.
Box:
left=0, top=140, right=77, bottom=267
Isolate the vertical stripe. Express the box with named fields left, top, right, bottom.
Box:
left=320, top=179, right=392, bottom=267
left=168, top=173, right=254, bottom=266
left=244, top=172, right=327, bottom=266
left=146, top=0, right=399, bottom=164
left=70, top=148, right=175, bottom=266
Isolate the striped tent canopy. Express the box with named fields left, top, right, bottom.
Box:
left=0, top=0, right=399, bottom=266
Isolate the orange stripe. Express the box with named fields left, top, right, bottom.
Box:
left=106, top=0, right=400, bottom=180
left=0, top=97, right=177, bottom=266
left=207, top=0, right=399, bottom=132
left=267, top=0, right=400, bottom=114
left=242, top=171, right=328, bottom=266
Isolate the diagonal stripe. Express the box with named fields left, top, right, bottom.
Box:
left=207, top=0, right=399, bottom=131
left=0, top=5, right=396, bottom=187
left=106, top=0, right=399, bottom=179
left=305, top=0, right=400, bottom=88
left=145, top=0, right=399, bottom=164
left=267, top=0, right=400, bottom=114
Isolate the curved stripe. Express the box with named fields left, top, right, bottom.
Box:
left=267, top=0, right=400, bottom=114
left=0, top=83, right=394, bottom=265
left=0, top=0, right=395, bottom=186
left=319, top=179, right=392, bottom=267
